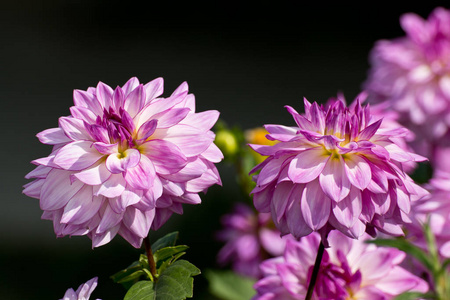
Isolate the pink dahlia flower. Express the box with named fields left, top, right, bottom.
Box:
left=250, top=98, right=427, bottom=242
left=252, top=231, right=429, bottom=300
left=216, top=203, right=293, bottom=278
left=23, top=77, right=223, bottom=248
left=364, top=7, right=450, bottom=156
left=408, top=170, right=450, bottom=258
left=60, top=277, right=100, bottom=300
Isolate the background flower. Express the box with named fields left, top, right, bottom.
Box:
left=250, top=98, right=427, bottom=242
left=216, top=203, right=293, bottom=278
left=23, top=77, right=223, bottom=248
left=365, top=7, right=450, bottom=160
left=60, top=277, right=100, bottom=300
left=253, top=231, right=429, bottom=300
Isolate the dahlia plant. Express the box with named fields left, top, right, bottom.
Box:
left=23, top=77, right=223, bottom=248
left=365, top=7, right=450, bottom=160
left=250, top=98, right=427, bottom=243
left=252, top=231, right=429, bottom=300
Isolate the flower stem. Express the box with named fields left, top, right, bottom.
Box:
left=305, top=240, right=325, bottom=300
left=144, top=235, right=157, bottom=281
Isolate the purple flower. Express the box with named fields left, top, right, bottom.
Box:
left=216, top=203, right=293, bottom=278
left=365, top=7, right=450, bottom=156
left=250, top=98, right=427, bottom=242
left=253, top=231, right=429, bottom=300
left=408, top=170, right=450, bottom=258
left=23, top=77, right=223, bottom=248
left=60, top=277, right=100, bottom=300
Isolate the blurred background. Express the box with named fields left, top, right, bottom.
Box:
left=0, top=1, right=447, bottom=299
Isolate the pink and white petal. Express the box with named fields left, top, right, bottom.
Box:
left=141, top=139, right=187, bottom=175
left=374, top=266, right=429, bottom=295
left=95, top=81, right=114, bottom=109
left=123, top=207, right=154, bottom=238
left=271, top=182, right=294, bottom=222
left=301, top=180, right=331, bottom=230
left=61, top=186, right=103, bottom=225
left=110, top=189, right=143, bottom=213
left=40, top=169, right=84, bottom=210
left=257, top=157, right=285, bottom=186
left=121, top=77, right=140, bottom=96
left=150, top=107, right=190, bottom=128
left=201, top=143, right=224, bottom=163
left=74, top=162, right=111, bottom=185
left=36, top=128, right=71, bottom=145
left=286, top=185, right=313, bottom=237
left=25, top=165, right=51, bottom=179
left=59, top=117, right=92, bottom=141
left=144, top=77, right=164, bottom=103
left=162, top=158, right=206, bottom=183
left=93, top=142, right=118, bottom=155
left=343, top=154, right=372, bottom=190
left=96, top=203, right=124, bottom=234
left=23, top=179, right=45, bottom=199
left=91, top=224, right=120, bottom=248
left=93, top=173, right=126, bottom=198
left=171, top=81, right=189, bottom=96
left=319, top=156, right=351, bottom=202
left=105, top=149, right=141, bottom=174
left=118, top=226, right=143, bottom=248
left=54, top=141, right=103, bottom=171
left=331, top=187, right=362, bottom=228
left=136, top=119, right=158, bottom=141
left=288, top=148, right=330, bottom=184
left=124, top=155, right=156, bottom=190
left=162, top=128, right=214, bottom=157
left=73, top=89, right=102, bottom=115
left=181, top=110, right=220, bottom=131
left=123, top=84, right=145, bottom=118
left=70, top=106, right=97, bottom=123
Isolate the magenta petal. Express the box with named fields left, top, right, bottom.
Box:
left=73, top=89, right=103, bottom=115
left=301, top=180, right=331, bottom=230
left=288, top=148, right=329, bottom=183
left=319, top=156, right=351, bottom=202
left=137, top=119, right=158, bottom=141
left=124, top=155, right=156, bottom=190
left=272, top=182, right=294, bottom=222
left=54, top=141, right=102, bottom=171
left=343, top=154, right=371, bottom=190
left=332, top=187, right=362, bottom=228
left=142, top=139, right=187, bottom=175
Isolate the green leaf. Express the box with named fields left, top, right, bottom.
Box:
left=154, top=245, right=189, bottom=268
left=124, top=281, right=155, bottom=300
left=367, top=238, right=435, bottom=272
left=154, top=260, right=201, bottom=299
left=205, top=269, right=256, bottom=300
left=393, top=291, right=434, bottom=300
left=151, top=232, right=179, bottom=252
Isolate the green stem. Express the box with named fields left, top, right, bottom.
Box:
left=144, top=235, right=157, bottom=281
left=305, top=240, right=325, bottom=300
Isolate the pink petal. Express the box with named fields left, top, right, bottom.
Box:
left=257, top=157, right=285, bottom=186
left=301, top=180, right=331, bottom=230
left=124, top=84, right=145, bottom=118
left=136, top=119, right=158, bottom=141
left=141, top=139, right=187, bottom=175
left=124, top=155, right=156, bottom=190
left=319, top=156, right=351, bottom=202
left=331, top=187, right=362, bottom=228
left=40, top=169, right=84, bottom=210
left=151, top=107, right=190, bottom=128
left=201, top=143, right=224, bottom=163
left=123, top=207, right=154, bottom=238
left=73, top=162, right=111, bottom=185
left=105, top=148, right=141, bottom=174
left=95, top=81, right=114, bottom=109
left=70, top=106, right=97, bottom=123
left=73, top=89, right=102, bottom=115
left=288, top=148, right=329, bottom=183
left=93, top=142, right=118, bottom=155
left=285, top=185, right=313, bottom=237
left=271, top=182, right=293, bottom=222
left=121, top=77, right=140, bottom=96
left=93, top=173, right=126, bottom=198
left=91, top=225, right=120, bottom=247
left=61, top=186, right=102, bottom=224
left=181, top=110, right=220, bottom=131
left=343, top=154, right=371, bottom=190
left=96, top=203, right=124, bottom=234
left=144, top=77, right=164, bottom=103
left=23, top=179, right=44, bottom=199
left=54, top=141, right=102, bottom=171
left=59, top=117, right=92, bottom=141
left=36, top=128, right=71, bottom=145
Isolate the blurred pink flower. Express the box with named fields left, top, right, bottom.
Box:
left=216, top=203, right=293, bottom=278
left=408, top=170, right=450, bottom=258
left=250, top=98, right=427, bottom=242
left=60, top=277, right=100, bottom=300
left=23, top=77, right=223, bottom=248
left=365, top=7, right=450, bottom=157
left=252, top=231, right=429, bottom=300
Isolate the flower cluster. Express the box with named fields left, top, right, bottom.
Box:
left=365, top=7, right=450, bottom=158
left=23, top=77, right=223, bottom=248
left=250, top=98, right=427, bottom=242
left=253, top=231, right=429, bottom=300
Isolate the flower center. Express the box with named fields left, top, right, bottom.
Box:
left=99, top=107, right=135, bottom=148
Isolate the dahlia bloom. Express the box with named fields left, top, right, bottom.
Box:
left=23, top=77, right=223, bottom=248
left=250, top=98, right=427, bottom=242
left=408, top=170, right=450, bottom=258
left=252, top=231, right=429, bottom=300
left=216, top=203, right=293, bottom=278
left=365, top=7, right=450, bottom=156
left=60, top=277, right=100, bottom=300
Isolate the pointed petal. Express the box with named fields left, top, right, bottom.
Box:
left=105, top=149, right=141, bottom=174
left=332, top=187, right=362, bottom=228
left=36, top=128, right=71, bottom=145
left=301, top=180, right=331, bottom=230
left=54, top=141, right=102, bottom=171
left=40, top=169, right=84, bottom=210
left=61, top=186, right=102, bottom=224
left=144, top=77, right=164, bottom=102
left=74, top=162, right=111, bottom=185
left=344, top=154, right=371, bottom=190
left=319, top=156, right=351, bottom=202
left=93, top=173, right=126, bottom=198
left=288, top=148, right=329, bottom=183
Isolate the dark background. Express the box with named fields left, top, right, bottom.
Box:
left=1, top=1, right=447, bottom=299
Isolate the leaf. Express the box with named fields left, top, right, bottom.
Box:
left=154, top=245, right=189, bottom=268
left=393, top=291, right=434, bottom=300
left=367, top=238, right=435, bottom=272
left=154, top=260, right=201, bottom=299
left=204, top=269, right=256, bottom=300
left=151, top=232, right=179, bottom=252
left=124, top=281, right=155, bottom=300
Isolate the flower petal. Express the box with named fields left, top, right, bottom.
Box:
left=343, top=154, right=371, bottom=190
left=54, top=141, right=102, bottom=171
left=288, top=148, right=329, bottom=183
left=319, top=156, right=351, bottom=202
left=301, top=180, right=331, bottom=230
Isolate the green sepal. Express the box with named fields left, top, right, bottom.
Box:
left=124, top=260, right=201, bottom=300
left=204, top=269, right=256, bottom=300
